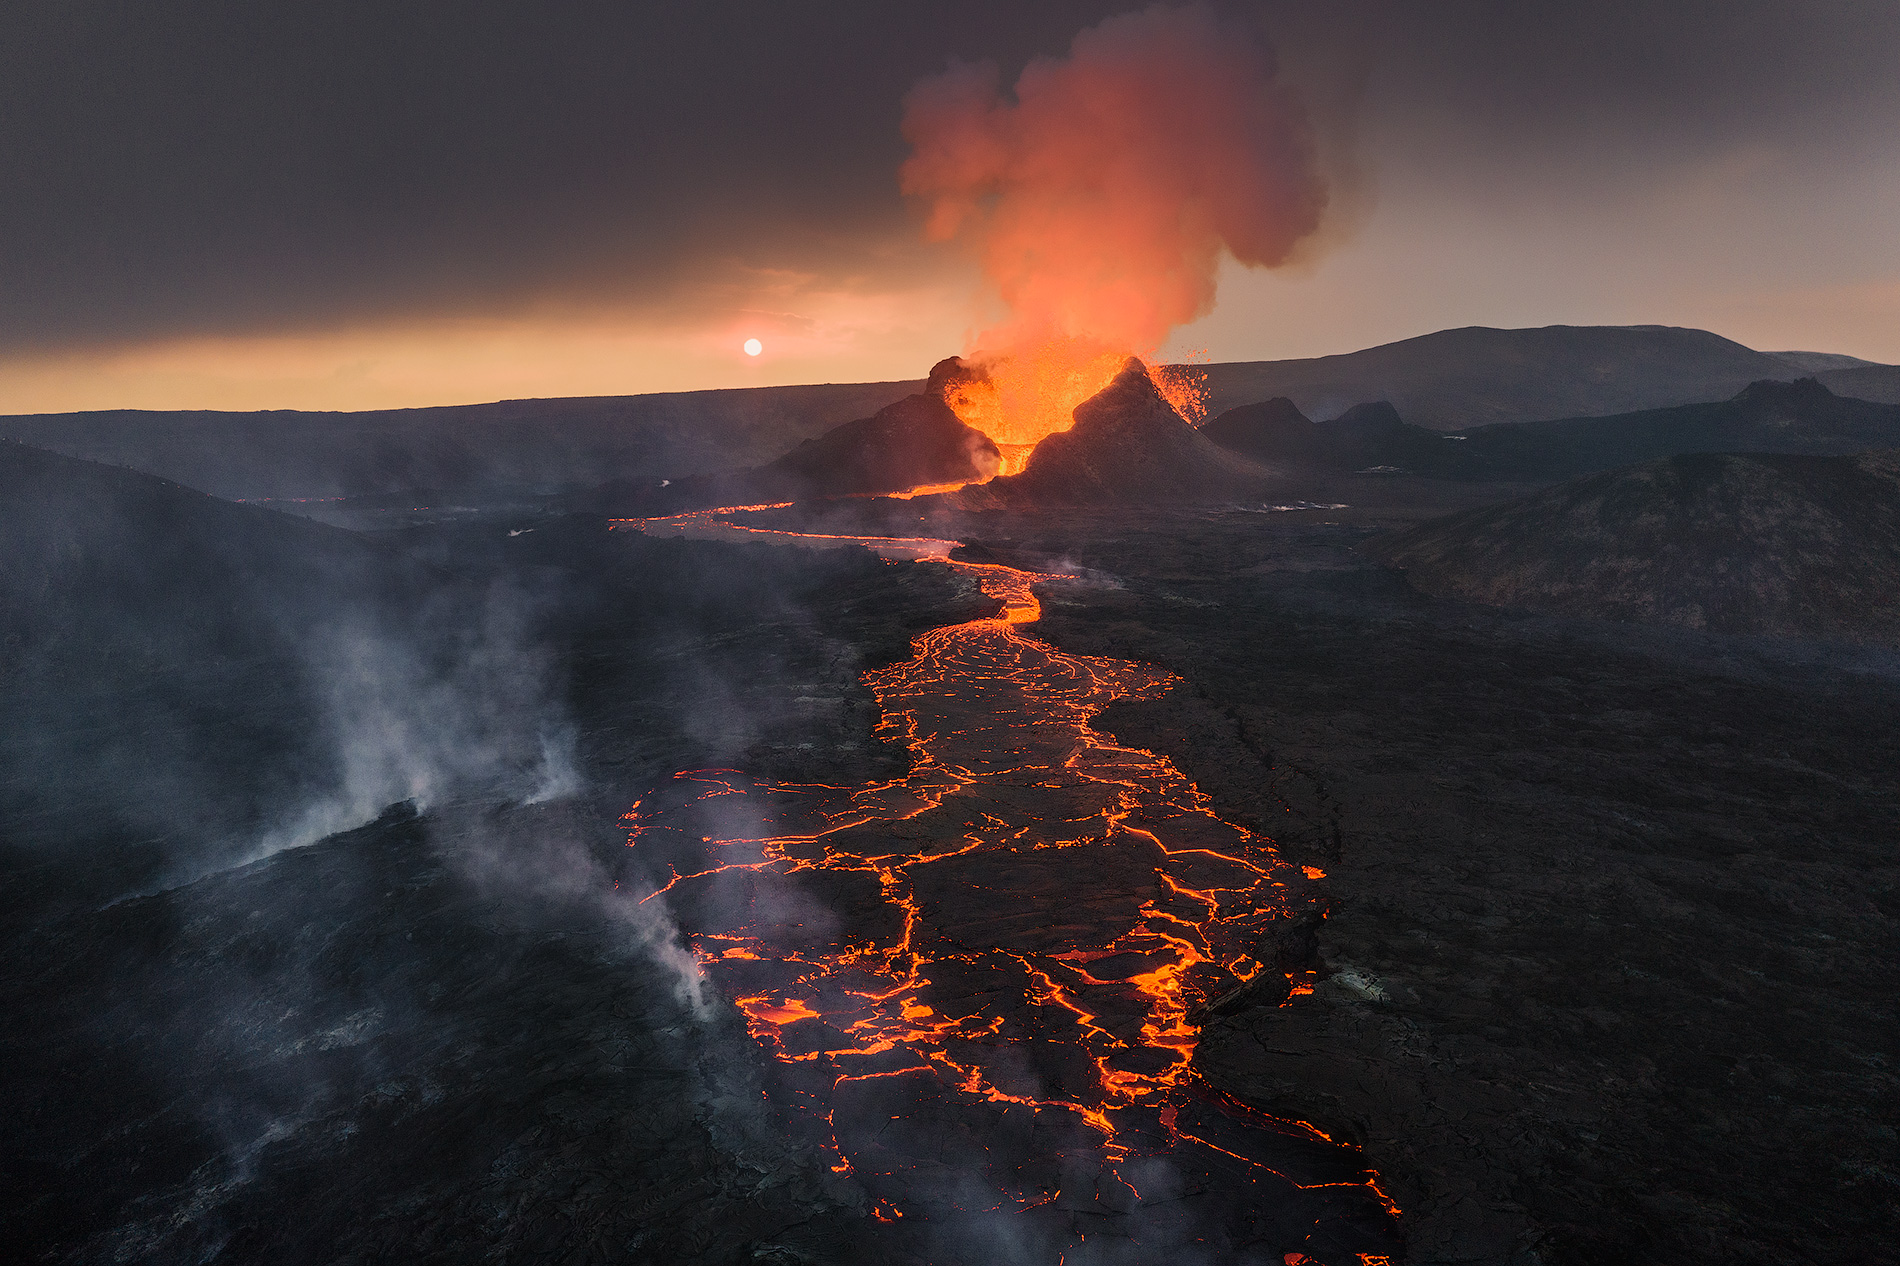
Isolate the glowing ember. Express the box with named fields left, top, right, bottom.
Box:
left=619, top=510, right=1399, bottom=1255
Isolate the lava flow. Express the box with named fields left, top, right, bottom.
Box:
left=621, top=511, right=1399, bottom=1261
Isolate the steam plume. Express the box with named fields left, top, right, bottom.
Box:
left=901, top=2, right=1327, bottom=361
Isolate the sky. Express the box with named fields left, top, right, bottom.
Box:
left=3, top=0, right=1897, bottom=413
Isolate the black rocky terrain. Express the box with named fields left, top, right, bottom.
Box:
left=954, top=358, right=1273, bottom=508
left=1202, top=378, right=1900, bottom=483
left=570, top=362, right=999, bottom=515
left=1371, top=449, right=1900, bottom=645
left=964, top=503, right=1900, bottom=1265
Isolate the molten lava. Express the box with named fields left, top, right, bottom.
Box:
left=943, top=342, right=1210, bottom=475
left=619, top=508, right=1400, bottom=1257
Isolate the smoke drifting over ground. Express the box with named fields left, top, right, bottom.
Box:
left=246, top=588, right=581, bottom=870
left=901, top=2, right=1328, bottom=358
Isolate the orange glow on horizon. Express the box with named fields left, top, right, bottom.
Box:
left=0, top=268, right=982, bottom=413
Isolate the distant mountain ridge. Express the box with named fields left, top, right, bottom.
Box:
left=1195, top=325, right=1891, bottom=430
left=1201, top=379, right=1900, bottom=482
left=1768, top=351, right=1886, bottom=374
left=3, top=324, right=1890, bottom=506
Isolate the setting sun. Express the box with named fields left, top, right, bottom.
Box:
left=743, top=338, right=763, bottom=356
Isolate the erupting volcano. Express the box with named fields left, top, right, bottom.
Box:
left=901, top=2, right=1326, bottom=469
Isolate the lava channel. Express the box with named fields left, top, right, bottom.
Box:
left=620, top=508, right=1401, bottom=1263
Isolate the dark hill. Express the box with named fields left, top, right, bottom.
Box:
left=0, top=440, right=407, bottom=665
left=1200, top=378, right=1900, bottom=482
left=1195, top=325, right=1816, bottom=430
left=1197, top=396, right=1315, bottom=454
left=1370, top=449, right=1900, bottom=645
left=1449, top=379, right=1900, bottom=480
left=0, top=380, right=920, bottom=503
left=567, top=365, right=998, bottom=515
left=956, top=359, right=1272, bottom=508
left=1201, top=397, right=1446, bottom=472
left=0, top=441, right=431, bottom=858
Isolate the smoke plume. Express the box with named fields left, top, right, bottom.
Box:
left=901, top=2, right=1327, bottom=362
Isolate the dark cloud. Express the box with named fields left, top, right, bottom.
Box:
left=1318, top=0, right=1900, bottom=169
left=2, top=0, right=1894, bottom=354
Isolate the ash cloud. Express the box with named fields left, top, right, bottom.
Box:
left=2, top=1, right=1895, bottom=361
left=901, top=2, right=1328, bottom=359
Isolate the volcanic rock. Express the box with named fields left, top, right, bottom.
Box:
left=1201, top=377, right=1900, bottom=483
left=1197, top=395, right=1313, bottom=450
left=571, top=369, right=998, bottom=514
left=1202, top=397, right=1447, bottom=473
left=1370, top=448, right=1900, bottom=644
left=957, top=358, right=1273, bottom=507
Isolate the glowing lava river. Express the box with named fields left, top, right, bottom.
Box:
left=619, top=508, right=1401, bottom=1264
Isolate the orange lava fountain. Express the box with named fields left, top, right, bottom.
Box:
left=619, top=509, right=1397, bottom=1258
left=944, top=341, right=1210, bottom=475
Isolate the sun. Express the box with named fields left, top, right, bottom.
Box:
left=743, top=338, right=763, bottom=357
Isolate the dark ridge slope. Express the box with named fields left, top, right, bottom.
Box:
left=0, top=441, right=429, bottom=859
left=1194, top=324, right=1800, bottom=430
left=1371, top=449, right=1900, bottom=645
left=1770, top=350, right=1886, bottom=374
left=957, top=359, right=1272, bottom=507
left=1445, top=378, right=1900, bottom=480
left=1201, top=398, right=1445, bottom=472
left=1200, top=378, right=1900, bottom=482
left=0, top=380, right=921, bottom=502
left=0, top=440, right=407, bottom=665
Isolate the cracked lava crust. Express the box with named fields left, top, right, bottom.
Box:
left=620, top=513, right=1402, bottom=1263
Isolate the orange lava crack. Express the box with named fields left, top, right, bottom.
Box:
left=619, top=510, right=1394, bottom=1233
